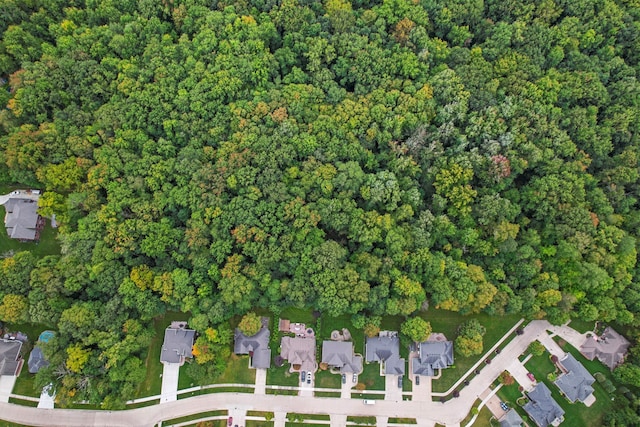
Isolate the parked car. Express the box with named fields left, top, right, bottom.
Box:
left=307, top=371, right=312, bottom=384
left=398, top=376, right=403, bottom=388
left=342, top=374, right=346, bottom=384
left=500, top=401, right=509, bottom=411
left=353, top=373, right=358, bottom=383
left=527, top=372, right=535, bottom=382
left=415, top=375, right=420, bottom=385
left=301, top=371, right=306, bottom=382
left=227, top=417, right=233, bottom=426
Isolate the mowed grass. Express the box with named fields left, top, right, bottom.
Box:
left=0, top=209, right=60, bottom=257
left=568, top=319, right=595, bottom=334
left=524, top=347, right=614, bottom=427
left=8, top=322, right=54, bottom=398
left=418, top=309, right=521, bottom=392
left=135, top=311, right=192, bottom=398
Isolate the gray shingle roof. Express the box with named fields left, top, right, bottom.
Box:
left=234, top=327, right=271, bottom=369
left=523, top=383, right=565, bottom=427
left=365, top=333, right=405, bottom=375
left=412, top=340, right=454, bottom=376
left=28, top=346, right=49, bottom=374
left=0, top=339, right=22, bottom=376
left=160, top=325, right=195, bottom=364
left=554, top=353, right=595, bottom=403
left=580, top=327, right=630, bottom=370
left=321, top=341, right=362, bottom=374
left=499, top=409, right=524, bottom=427
left=4, top=198, right=39, bottom=240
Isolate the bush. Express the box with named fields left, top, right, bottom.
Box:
left=528, top=341, right=546, bottom=357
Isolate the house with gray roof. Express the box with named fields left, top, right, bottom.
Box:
left=523, top=383, right=565, bottom=427
left=321, top=341, right=362, bottom=374
left=160, top=322, right=195, bottom=365
left=412, top=339, right=454, bottom=376
left=554, top=353, right=595, bottom=403
left=234, top=327, right=271, bottom=369
left=280, top=336, right=316, bottom=372
left=4, top=197, right=42, bottom=241
left=365, top=331, right=405, bottom=375
left=0, top=339, right=22, bottom=376
left=580, top=327, right=630, bottom=370
left=499, top=409, right=524, bottom=427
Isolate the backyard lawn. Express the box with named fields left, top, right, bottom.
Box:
left=7, top=322, right=54, bottom=398
left=524, top=349, right=614, bottom=427
left=567, top=319, right=595, bottom=334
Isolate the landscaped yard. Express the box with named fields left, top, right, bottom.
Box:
left=266, top=363, right=300, bottom=387
left=524, top=348, right=615, bottom=427
left=135, top=311, right=192, bottom=398
left=0, top=207, right=60, bottom=257
left=8, top=322, right=54, bottom=398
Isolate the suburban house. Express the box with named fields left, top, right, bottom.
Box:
left=499, top=409, right=524, bottom=427
left=580, top=327, right=630, bottom=370
left=412, top=335, right=454, bottom=376
left=280, top=336, right=317, bottom=372
left=554, top=353, right=595, bottom=404
left=4, top=196, right=43, bottom=241
left=365, top=331, right=405, bottom=375
left=523, top=383, right=565, bottom=427
left=321, top=341, right=362, bottom=374
left=0, top=339, right=23, bottom=376
left=28, top=330, right=54, bottom=374
left=160, top=321, right=195, bottom=365
left=234, top=327, right=271, bottom=369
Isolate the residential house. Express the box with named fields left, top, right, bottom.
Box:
left=28, top=330, right=54, bottom=374
left=0, top=339, right=22, bottom=376
left=234, top=327, right=271, bottom=369
left=365, top=331, right=405, bottom=375
left=523, top=383, right=565, bottom=427
left=321, top=341, right=362, bottom=374
left=499, top=409, right=524, bottom=427
left=4, top=197, right=43, bottom=241
left=580, top=327, right=630, bottom=370
left=280, top=336, right=316, bottom=372
left=160, top=321, right=195, bottom=365
left=412, top=338, right=454, bottom=377
left=554, top=353, right=595, bottom=403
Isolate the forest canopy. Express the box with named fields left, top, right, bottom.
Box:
left=0, top=0, right=639, bottom=410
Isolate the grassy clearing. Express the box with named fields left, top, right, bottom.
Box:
left=279, top=307, right=316, bottom=324
left=524, top=349, right=614, bottom=427
left=135, top=311, right=191, bottom=398
left=568, top=319, right=595, bottom=334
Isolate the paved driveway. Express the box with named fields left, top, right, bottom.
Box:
left=0, top=376, right=17, bottom=403
left=254, top=368, right=266, bottom=395
left=410, top=374, right=432, bottom=402
left=37, top=385, right=55, bottom=409
left=507, top=355, right=536, bottom=391
left=160, top=363, right=180, bottom=403
left=298, top=372, right=313, bottom=397
left=384, top=375, right=402, bottom=401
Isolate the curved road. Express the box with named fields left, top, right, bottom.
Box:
left=0, top=320, right=554, bottom=427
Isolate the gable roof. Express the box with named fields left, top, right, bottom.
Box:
left=499, top=409, right=524, bottom=427
left=0, top=339, right=22, bottom=376
left=321, top=341, right=362, bottom=374
left=160, top=325, right=195, bottom=364
left=28, top=346, right=49, bottom=374
left=554, top=353, right=595, bottom=403
left=280, top=336, right=316, bottom=372
left=365, top=332, right=405, bottom=375
left=4, top=198, right=39, bottom=240
left=412, top=340, right=454, bottom=376
left=234, top=327, right=271, bottom=369
left=580, top=327, right=630, bottom=370
left=523, top=383, right=565, bottom=427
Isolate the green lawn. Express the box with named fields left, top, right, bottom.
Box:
left=135, top=311, right=192, bottom=398
left=0, top=207, right=60, bottom=257
left=314, top=369, right=341, bottom=389
left=267, top=363, right=300, bottom=387
left=279, top=307, right=316, bottom=325
left=496, top=383, right=531, bottom=425
left=568, top=319, right=595, bottom=334
left=161, top=410, right=227, bottom=426
left=524, top=348, right=614, bottom=427
left=8, top=323, right=53, bottom=398
left=358, top=363, right=385, bottom=391
left=426, top=310, right=521, bottom=392
left=214, top=355, right=256, bottom=385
